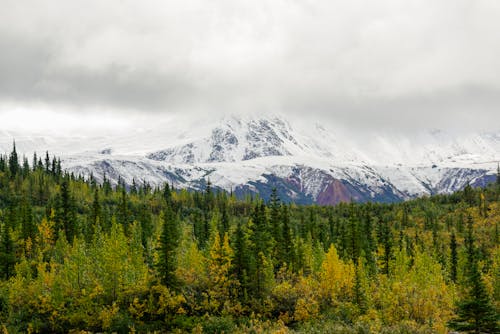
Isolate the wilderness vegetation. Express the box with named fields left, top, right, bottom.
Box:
left=0, top=144, right=498, bottom=333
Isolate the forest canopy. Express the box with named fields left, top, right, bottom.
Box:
left=0, top=145, right=498, bottom=333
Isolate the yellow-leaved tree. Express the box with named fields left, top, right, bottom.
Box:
left=320, top=244, right=355, bottom=304
left=205, top=232, right=239, bottom=314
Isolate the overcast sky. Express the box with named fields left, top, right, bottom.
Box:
left=1, top=0, right=499, bottom=134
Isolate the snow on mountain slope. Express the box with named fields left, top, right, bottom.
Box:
left=1, top=114, right=498, bottom=204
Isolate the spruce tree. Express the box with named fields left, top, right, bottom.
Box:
left=8, top=141, right=19, bottom=177
left=449, top=216, right=499, bottom=333
left=0, top=224, right=15, bottom=279
left=232, top=219, right=250, bottom=301
left=91, top=187, right=101, bottom=227
left=58, top=176, right=77, bottom=242
left=362, top=210, right=377, bottom=276
left=44, top=151, right=50, bottom=174
left=380, top=219, right=393, bottom=275
left=157, top=206, right=180, bottom=289
left=117, top=187, right=131, bottom=232
left=450, top=231, right=458, bottom=283
left=280, top=205, right=293, bottom=268
left=20, top=198, right=35, bottom=241
left=220, top=200, right=229, bottom=236
left=269, top=188, right=281, bottom=242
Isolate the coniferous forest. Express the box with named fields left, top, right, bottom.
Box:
left=0, top=145, right=499, bottom=333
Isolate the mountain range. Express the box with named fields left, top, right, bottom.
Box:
left=1, top=114, right=498, bottom=204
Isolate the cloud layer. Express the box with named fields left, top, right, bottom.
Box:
left=1, top=0, right=499, bottom=132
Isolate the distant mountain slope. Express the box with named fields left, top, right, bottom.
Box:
left=1, top=114, right=498, bottom=204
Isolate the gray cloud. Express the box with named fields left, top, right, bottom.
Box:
left=0, top=0, right=499, bottom=131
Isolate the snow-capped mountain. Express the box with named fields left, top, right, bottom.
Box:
left=1, top=114, right=498, bottom=204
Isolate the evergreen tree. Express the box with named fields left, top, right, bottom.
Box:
left=163, top=182, right=172, bottom=204
left=220, top=200, right=229, bottom=236
left=380, top=219, right=393, bottom=275
left=450, top=231, right=458, bottom=283
left=117, top=188, right=131, bottom=232
left=138, top=201, right=153, bottom=249
left=269, top=188, right=282, bottom=269
left=280, top=205, right=294, bottom=269
left=348, top=217, right=360, bottom=263
left=157, top=206, right=180, bottom=289
left=130, top=178, right=138, bottom=195
left=32, top=152, right=38, bottom=171
left=0, top=224, right=15, bottom=279
left=232, top=219, right=250, bottom=301
left=8, top=142, right=19, bottom=177
left=353, top=260, right=368, bottom=314
left=20, top=198, right=35, bottom=241
left=45, top=151, right=50, bottom=174
left=91, top=187, right=101, bottom=227
left=269, top=188, right=281, bottom=242
left=362, top=211, right=376, bottom=276
left=58, top=176, right=77, bottom=242
left=449, top=216, right=499, bottom=333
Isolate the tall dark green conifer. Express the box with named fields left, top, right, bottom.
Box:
left=380, top=219, right=393, bottom=275
left=8, top=142, right=19, bottom=177
left=0, top=224, right=15, bottom=279
left=362, top=211, right=376, bottom=276
left=117, top=188, right=131, bottom=232
left=233, top=219, right=250, bottom=301
left=58, top=176, right=77, bottom=241
left=20, top=198, right=35, bottom=241
left=450, top=231, right=458, bottom=283
left=280, top=205, right=293, bottom=268
left=157, top=206, right=180, bottom=289
left=449, top=216, right=499, bottom=333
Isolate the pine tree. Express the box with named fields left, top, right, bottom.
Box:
left=348, top=217, right=360, bottom=263
left=269, top=188, right=281, bottom=243
left=232, top=219, right=250, bottom=301
left=117, top=187, right=131, bottom=232
left=130, top=178, right=138, bottom=195
left=32, top=152, right=38, bottom=171
left=163, top=182, right=172, bottom=204
left=58, top=176, right=77, bottom=242
left=220, top=200, right=229, bottom=236
left=353, top=260, right=368, bottom=314
left=20, top=198, right=35, bottom=241
left=362, top=210, right=376, bottom=276
left=450, top=231, right=458, bottom=283
left=91, top=187, right=101, bottom=227
left=157, top=206, right=180, bottom=289
left=269, top=188, right=282, bottom=270
left=138, top=202, right=153, bottom=249
left=45, top=151, right=51, bottom=174
left=0, top=224, right=15, bottom=279
left=8, top=141, right=19, bottom=177
left=449, top=216, right=499, bottom=333
left=280, top=205, right=294, bottom=269
left=380, top=219, right=393, bottom=275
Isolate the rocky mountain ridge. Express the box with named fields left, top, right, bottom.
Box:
left=1, top=115, right=498, bottom=204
